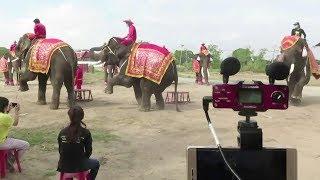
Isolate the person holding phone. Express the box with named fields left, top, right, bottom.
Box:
left=0, top=97, right=29, bottom=162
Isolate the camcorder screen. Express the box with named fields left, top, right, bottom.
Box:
left=238, top=88, right=262, bottom=104
left=196, top=148, right=286, bottom=180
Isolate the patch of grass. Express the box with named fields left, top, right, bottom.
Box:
left=91, top=130, right=119, bottom=143
left=9, top=126, right=118, bottom=152
left=9, top=126, right=59, bottom=152
left=84, top=69, right=105, bottom=84
left=43, top=169, right=57, bottom=177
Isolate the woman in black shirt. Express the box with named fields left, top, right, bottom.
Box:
left=57, top=106, right=100, bottom=179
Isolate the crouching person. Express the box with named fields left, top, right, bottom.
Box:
left=57, top=106, right=100, bottom=179
left=0, top=97, right=29, bottom=170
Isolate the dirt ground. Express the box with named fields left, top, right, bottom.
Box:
left=1, top=72, right=320, bottom=180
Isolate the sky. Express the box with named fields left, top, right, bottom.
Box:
left=1, top=0, right=320, bottom=58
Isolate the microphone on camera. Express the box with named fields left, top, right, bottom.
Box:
left=266, top=62, right=290, bottom=84
left=220, top=57, right=241, bottom=83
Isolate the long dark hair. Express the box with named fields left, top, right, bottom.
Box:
left=0, top=97, right=9, bottom=113
left=66, top=106, right=86, bottom=142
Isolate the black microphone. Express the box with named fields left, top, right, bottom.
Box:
left=265, top=62, right=290, bottom=84
left=220, top=57, right=241, bottom=83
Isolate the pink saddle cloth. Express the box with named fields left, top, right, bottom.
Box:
left=0, top=57, right=8, bottom=73
left=29, top=38, right=69, bottom=74
left=125, top=43, right=174, bottom=84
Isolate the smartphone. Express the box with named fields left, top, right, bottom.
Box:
left=187, top=146, right=297, bottom=180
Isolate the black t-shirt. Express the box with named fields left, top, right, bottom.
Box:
left=291, top=28, right=306, bottom=38
left=57, top=126, right=92, bottom=172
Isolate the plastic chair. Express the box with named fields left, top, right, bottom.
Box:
left=60, top=171, right=90, bottom=180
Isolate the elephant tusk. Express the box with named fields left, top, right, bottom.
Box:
left=290, top=64, right=295, bottom=74
left=11, top=58, right=19, bottom=62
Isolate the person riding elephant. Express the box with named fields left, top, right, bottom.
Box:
left=10, top=41, right=17, bottom=52
left=99, top=38, right=179, bottom=112
left=33, top=18, right=46, bottom=39
left=198, top=43, right=212, bottom=85
left=291, top=22, right=306, bottom=39
left=15, top=33, right=77, bottom=109
left=114, top=19, right=137, bottom=58
left=276, top=36, right=317, bottom=105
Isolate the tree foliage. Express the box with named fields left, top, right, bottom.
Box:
left=174, top=45, right=270, bottom=73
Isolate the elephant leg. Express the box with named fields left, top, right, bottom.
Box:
left=140, top=79, right=152, bottom=111
left=106, top=65, right=114, bottom=83
left=50, top=71, right=63, bottom=110
left=3, top=72, right=9, bottom=85
left=19, top=71, right=37, bottom=91
left=133, top=80, right=142, bottom=105
left=155, top=92, right=165, bottom=110
left=37, top=74, right=49, bottom=105
left=291, top=72, right=306, bottom=101
left=105, top=74, right=134, bottom=94
left=202, top=62, right=209, bottom=85
left=64, top=72, right=75, bottom=108
left=50, top=80, right=63, bottom=110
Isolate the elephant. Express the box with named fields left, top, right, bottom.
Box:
left=0, top=48, right=21, bottom=85
left=15, top=34, right=77, bottom=109
left=194, top=53, right=211, bottom=85
left=98, top=38, right=179, bottom=111
left=276, top=38, right=311, bottom=105
left=89, top=46, right=118, bottom=84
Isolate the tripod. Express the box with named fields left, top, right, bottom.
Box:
left=237, top=109, right=263, bottom=150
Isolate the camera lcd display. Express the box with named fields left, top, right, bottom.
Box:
left=238, top=88, right=262, bottom=104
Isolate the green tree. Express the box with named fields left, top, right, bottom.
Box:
left=207, top=44, right=222, bottom=69
left=173, top=49, right=194, bottom=65
left=232, top=48, right=253, bottom=67
left=0, top=47, right=9, bottom=57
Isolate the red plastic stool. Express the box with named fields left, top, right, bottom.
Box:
left=11, top=149, right=22, bottom=172
left=0, top=150, right=8, bottom=178
left=60, top=171, right=90, bottom=180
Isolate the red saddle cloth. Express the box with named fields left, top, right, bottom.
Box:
left=0, top=56, right=8, bottom=73
left=76, top=50, right=90, bottom=59
left=125, top=43, right=174, bottom=84
left=281, top=36, right=300, bottom=51
left=29, top=38, right=69, bottom=74
left=192, top=59, right=200, bottom=73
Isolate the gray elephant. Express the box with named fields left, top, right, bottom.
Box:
left=0, top=47, right=21, bottom=85
left=98, top=38, right=179, bottom=111
left=276, top=38, right=311, bottom=105
left=15, top=34, right=77, bottom=109
left=193, top=53, right=212, bottom=85
left=89, top=46, right=118, bottom=83
left=194, top=53, right=211, bottom=85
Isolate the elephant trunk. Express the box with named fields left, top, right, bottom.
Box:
left=89, top=46, right=103, bottom=52
left=304, top=57, right=311, bottom=85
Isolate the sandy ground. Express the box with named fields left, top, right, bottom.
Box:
left=1, top=74, right=320, bottom=180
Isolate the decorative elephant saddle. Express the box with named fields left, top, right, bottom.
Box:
left=28, top=38, right=69, bottom=74
left=281, top=36, right=300, bottom=51
left=0, top=56, right=8, bottom=73
left=192, top=59, right=200, bottom=73
left=126, top=43, right=174, bottom=84
left=75, top=50, right=90, bottom=60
